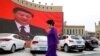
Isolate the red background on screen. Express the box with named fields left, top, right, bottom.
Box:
left=0, top=0, right=63, bottom=34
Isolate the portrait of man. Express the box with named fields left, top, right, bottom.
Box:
left=0, top=7, right=47, bottom=40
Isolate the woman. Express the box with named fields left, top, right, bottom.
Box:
left=46, top=19, right=60, bottom=56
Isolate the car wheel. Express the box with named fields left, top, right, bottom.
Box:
left=64, top=45, right=69, bottom=52
left=78, top=49, right=83, bottom=52
left=10, top=45, right=16, bottom=53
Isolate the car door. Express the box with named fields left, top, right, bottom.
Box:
left=17, top=35, right=25, bottom=48
left=13, top=35, right=21, bottom=49
left=60, top=36, right=68, bottom=47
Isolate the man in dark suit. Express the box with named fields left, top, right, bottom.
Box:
left=0, top=7, right=47, bottom=40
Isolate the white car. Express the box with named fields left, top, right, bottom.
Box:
left=59, top=35, right=85, bottom=52
left=99, top=41, right=100, bottom=45
left=30, top=35, right=47, bottom=52
left=0, top=33, right=26, bottom=53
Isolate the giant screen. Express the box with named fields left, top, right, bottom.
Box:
left=0, top=0, right=63, bottom=40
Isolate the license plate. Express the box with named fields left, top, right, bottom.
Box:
left=40, top=47, right=47, bottom=51
left=78, top=46, right=83, bottom=47
left=77, top=41, right=81, bottom=44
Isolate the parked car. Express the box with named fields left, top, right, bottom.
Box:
left=0, top=33, right=26, bottom=53
left=82, top=35, right=99, bottom=50
left=99, top=41, right=100, bottom=45
left=59, top=35, right=85, bottom=52
left=30, top=35, right=47, bottom=53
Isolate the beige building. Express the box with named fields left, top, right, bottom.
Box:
left=12, top=0, right=62, bottom=12
left=63, top=25, right=85, bottom=36
left=95, top=21, right=100, bottom=40
left=85, top=31, right=95, bottom=37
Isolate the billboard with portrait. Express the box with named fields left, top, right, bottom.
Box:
left=0, top=0, right=63, bottom=40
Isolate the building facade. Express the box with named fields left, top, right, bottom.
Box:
left=85, top=31, right=95, bottom=37
left=95, top=21, right=100, bottom=40
left=63, top=25, right=85, bottom=36
left=12, top=0, right=62, bottom=12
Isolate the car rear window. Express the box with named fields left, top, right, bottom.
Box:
left=71, top=35, right=79, bottom=39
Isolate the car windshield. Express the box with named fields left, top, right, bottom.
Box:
left=71, top=35, right=79, bottom=39
left=0, top=33, right=12, bottom=37
left=82, top=36, right=92, bottom=40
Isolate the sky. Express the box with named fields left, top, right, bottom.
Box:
left=27, top=0, right=100, bottom=32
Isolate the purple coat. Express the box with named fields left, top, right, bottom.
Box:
left=46, top=27, right=59, bottom=56
left=47, top=27, right=59, bottom=46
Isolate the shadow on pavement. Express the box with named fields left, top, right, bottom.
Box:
left=0, top=51, right=11, bottom=55
left=60, top=50, right=82, bottom=53
left=79, top=53, right=100, bottom=56
left=0, top=49, right=25, bottom=55
left=84, top=49, right=97, bottom=51
left=31, top=51, right=46, bottom=54
left=31, top=51, right=46, bottom=56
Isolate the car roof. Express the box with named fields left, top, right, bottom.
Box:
left=63, top=35, right=76, bottom=36
left=34, top=35, right=47, bottom=37
left=0, top=33, right=17, bottom=37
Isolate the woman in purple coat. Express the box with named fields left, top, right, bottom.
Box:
left=46, top=19, right=60, bottom=56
